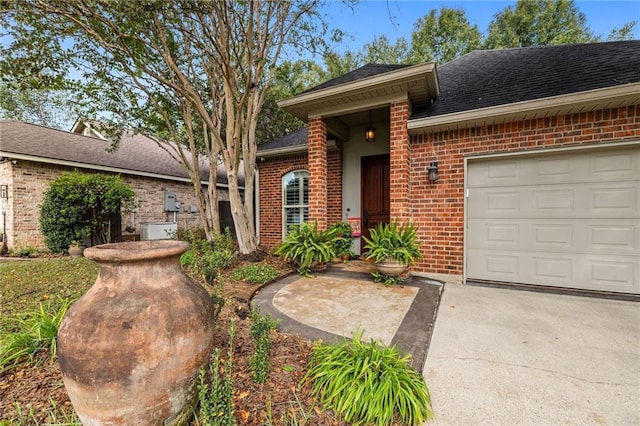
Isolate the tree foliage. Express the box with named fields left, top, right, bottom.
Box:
left=484, top=0, right=595, bottom=49
left=0, top=82, right=80, bottom=130
left=1, top=0, right=329, bottom=254
left=409, top=7, right=482, bottom=64
left=40, top=172, right=136, bottom=253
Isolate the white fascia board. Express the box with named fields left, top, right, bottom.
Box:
left=408, top=83, right=640, bottom=134
left=279, top=63, right=437, bottom=109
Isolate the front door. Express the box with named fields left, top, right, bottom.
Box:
left=361, top=154, right=390, bottom=245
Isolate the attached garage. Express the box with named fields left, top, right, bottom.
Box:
left=466, top=143, right=639, bottom=294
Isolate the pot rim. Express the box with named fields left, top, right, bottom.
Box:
left=84, top=240, right=189, bottom=262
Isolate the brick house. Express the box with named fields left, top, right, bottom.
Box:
left=0, top=121, right=236, bottom=250
left=257, top=41, right=640, bottom=294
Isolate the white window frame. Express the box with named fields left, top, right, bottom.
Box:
left=282, top=170, right=308, bottom=238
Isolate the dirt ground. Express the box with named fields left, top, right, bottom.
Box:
left=0, top=252, right=346, bottom=425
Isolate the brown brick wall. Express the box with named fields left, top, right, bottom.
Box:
left=390, top=101, right=410, bottom=222
left=5, top=161, right=203, bottom=250
left=307, top=118, right=328, bottom=229
left=257, top=149, right=343, bottom=248
left=409, top=105, right=640, bottom=276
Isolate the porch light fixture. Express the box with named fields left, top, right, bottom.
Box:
left=0, top=185, right=7, bottom=199
left=365, top=110, right=376, bottom=142
left=427, top=162, right=439, bottom=182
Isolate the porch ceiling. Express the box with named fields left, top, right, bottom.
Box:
left=279, top=63, right=438, bottom=127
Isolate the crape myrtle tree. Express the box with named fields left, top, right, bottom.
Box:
left=0, top=0, right=335, bottom=254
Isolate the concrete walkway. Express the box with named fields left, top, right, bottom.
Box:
left=423, top=284, right=640, bottom=425
left=253, top=262, right=442, bottom=371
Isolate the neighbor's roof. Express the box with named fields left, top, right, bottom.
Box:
left=0, top=121, right=234, bottom=186
left=412, top=40, right=640, bottom=120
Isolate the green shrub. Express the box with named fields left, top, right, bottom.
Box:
left=40, top=171, right=136, bottom=253
left=202, top=250, right=236, bottom=284
left=180, top=250, right=197, bottom=270
left=197, top=320, right=236, bottom=426
left=230, top=264, right=280, bottom=285
left=0, top=299, right=72, bottom=374
left=304, top=333, right=433, bottom=425
left=329, top=221, right=353, bottom=259
left=274, top=222, right=338, bottom=276
left=179, top=228, right=237, bottom=284
left=250, top=303, right=279, bottom=384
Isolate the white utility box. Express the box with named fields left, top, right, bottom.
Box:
left=140, top=222, right=178, bottom=240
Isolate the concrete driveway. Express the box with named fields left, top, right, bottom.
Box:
left=423, top=284, right=640, bottom=425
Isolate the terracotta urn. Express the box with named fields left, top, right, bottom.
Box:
left=57, top=240, right=216, bottom=425
left=376, top=258, right=409, bottom=276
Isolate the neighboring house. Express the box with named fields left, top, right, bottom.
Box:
left=0, top=120, right=237, bottom=250
left=257, top=41, right=640, bottom=294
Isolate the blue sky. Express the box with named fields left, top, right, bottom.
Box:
left=321, top=0, right=640, bottom=53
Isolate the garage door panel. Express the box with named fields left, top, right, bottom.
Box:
left=468, top=218, right=638, bottom=255
left=466, top=145, right=639, bottom=294
left=468, top=182, right=638, bottom=219
left=468, top=146, right=639, bottom=187
left=591, top=150, right=638, bottom=179
left=468, top=250, right=637, bottom=293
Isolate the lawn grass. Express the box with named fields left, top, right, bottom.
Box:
left=0, top=259, right=98, bottom=330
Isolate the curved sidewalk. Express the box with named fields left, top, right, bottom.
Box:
left=253, top=262, right=443, bottom=371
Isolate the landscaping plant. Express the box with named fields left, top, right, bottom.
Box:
left=329, top=221, right=354, bottom=260
left=250, top=303, right=280, bottom=384
left=230, top=264, right=280, bottom=285
left=304, top=333, right=433, bottom=425
left=39, top=171, right=136, bottom=253
left=179, top=228, right=237, bottom=284
left=0, top=299, right=72, bottom=374
left=363, top=220, right=422, bottom=265
left=196, top=320, right=237, bottom=426
left=274, top=222, right=338, bottom=276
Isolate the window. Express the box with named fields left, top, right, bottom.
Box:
left=282, top=170, right=308, bottom=236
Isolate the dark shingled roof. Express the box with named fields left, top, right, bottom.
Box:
left=412, top=40, right=640, bottom=119
left=302, top=63, right=410, bottom=94
left=0, top=121, right=231, bottom=185
left=260, top=41, right=640, bottom=152
left=258, top=127, right=307, bottom=153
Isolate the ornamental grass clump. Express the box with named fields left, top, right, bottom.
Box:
left=303, top=333, right=433, bottom=425
left=363, top=220, right=422, bottom=265
left=0, top=299, right=72, bottom=374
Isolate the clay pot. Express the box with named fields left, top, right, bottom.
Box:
left=57, top=240, right=216, bottom=425
left=375, top=259, right=409, bottom=276
left=68, top=244, right=85, bottom=258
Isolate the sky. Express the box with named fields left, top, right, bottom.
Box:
left=320, top=0, right=640, bottom=54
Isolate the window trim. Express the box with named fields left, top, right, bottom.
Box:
left=282, top=169, right=308, bottom=239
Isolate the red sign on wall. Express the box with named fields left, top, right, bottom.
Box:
left=347, top=217, right=361, bottom=237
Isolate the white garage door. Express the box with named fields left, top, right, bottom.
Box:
left=467, top=144, right=639, bottom=294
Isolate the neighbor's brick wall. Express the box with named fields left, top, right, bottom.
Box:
left=258, top=149, right=342, bottom=248
left=7, top=160, right=203, bottom=250
left=0, top=161, right=14, bottom=248
left=409, top=105, right=640, bottom=276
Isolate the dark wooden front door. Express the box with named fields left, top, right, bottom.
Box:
left=361, top=155, right=390, bottom=245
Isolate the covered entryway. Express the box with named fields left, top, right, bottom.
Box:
left=466, top=144, right=639, bottom=294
